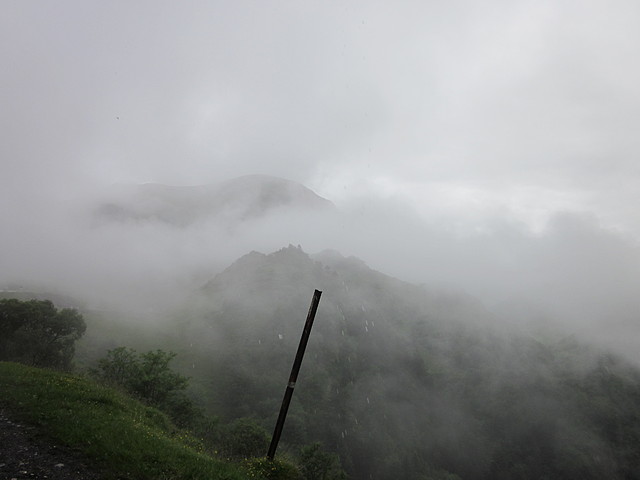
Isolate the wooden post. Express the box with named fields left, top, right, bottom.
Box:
left=267, top=289, right=322, bottom=460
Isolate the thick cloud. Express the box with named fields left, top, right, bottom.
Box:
left=2, top=1, right=640, bottom=359
left=3, top=1, right=640, bottom=226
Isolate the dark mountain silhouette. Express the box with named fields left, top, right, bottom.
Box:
left=178, top=245, right=640, bottom=480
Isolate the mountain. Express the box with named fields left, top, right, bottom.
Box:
left=172, top=245, right=640, bottom=480
left=92, top=175, right=336, bottom=226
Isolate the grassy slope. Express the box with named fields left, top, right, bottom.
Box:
left=0, top=362, right=247, bottom=480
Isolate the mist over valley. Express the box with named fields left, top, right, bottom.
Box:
left=3, top=175, right=640, bottom=478
left=3, top=174, right=640, bottom=362
left=3, top=3, right=640, bottom=478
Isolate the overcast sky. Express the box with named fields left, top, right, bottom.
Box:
left=3, top=0, right=640, bottom=235
left=3, top=1, right=640, bottom=360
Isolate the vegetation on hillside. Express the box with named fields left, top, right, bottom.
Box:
left=92, top=347, right=199, bottom=427
left=0, top=362, right=248, bottom=480
left=171, top=246, right=640, bottom=480
left=0, top=294, right=343, bottom=480
left=6, top=246, right=640, bottom=479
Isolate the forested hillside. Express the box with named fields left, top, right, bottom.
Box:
left=5, top=245, right=640, bottom=479
left=153, top=245, right=640, bottom=480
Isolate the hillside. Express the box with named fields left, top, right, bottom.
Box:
left=0, top=362, right=248, bottom=480
left=171, top=245, right=640, bottom=480
left=0, top=405, right=102, bottom=480
left=21, top=245, right=640, bottom=479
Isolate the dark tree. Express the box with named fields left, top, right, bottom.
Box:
left=0, top=298, right=86, bottom=370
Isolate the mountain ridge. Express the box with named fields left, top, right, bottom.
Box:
left=6, top=244, right=640, bottom=479
left=179, top=244, right=640, bottom=480
left=93, top=174, right=336, bottom=226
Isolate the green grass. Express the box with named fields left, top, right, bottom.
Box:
left=0, top=362, right=248, bottom=480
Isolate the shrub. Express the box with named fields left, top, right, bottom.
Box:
left=222, top=417, right=270, bottom=459
left=93, top=347, right=199, bottom=426
left=244, top=457, right=300, bottom=480
left=299, top=442, right=347, bottom=480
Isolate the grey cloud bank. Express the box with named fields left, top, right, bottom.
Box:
left=2, top=2, right=640, bottom=360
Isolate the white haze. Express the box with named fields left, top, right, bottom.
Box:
left=1, top=2, right=640, bottom=361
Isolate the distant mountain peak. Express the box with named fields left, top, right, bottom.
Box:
left=92, top=175, right=336, bottom=226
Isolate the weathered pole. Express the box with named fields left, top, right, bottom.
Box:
left=267, top=289, right=322, bottom=460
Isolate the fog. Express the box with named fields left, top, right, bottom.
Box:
left=2, top=2, right=640, bottom=362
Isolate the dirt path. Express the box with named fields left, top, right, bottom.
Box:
left=0, top=408, right=105, bottom=480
